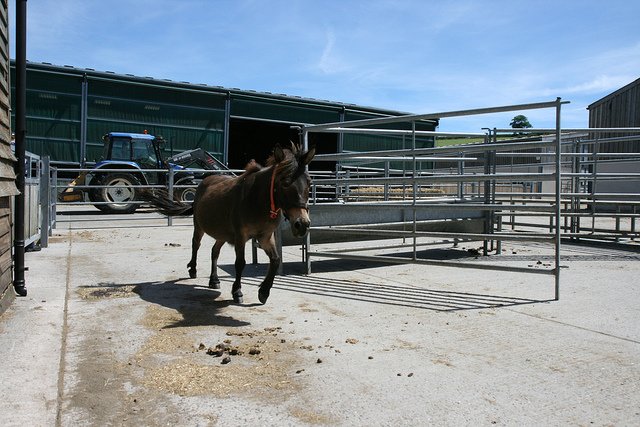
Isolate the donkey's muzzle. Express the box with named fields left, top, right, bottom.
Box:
left=286, top=206, right=311, bottom=237
left=291, top=217, right=310, bottom=237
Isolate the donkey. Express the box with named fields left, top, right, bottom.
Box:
left=144, top=144, right=315, bottom=304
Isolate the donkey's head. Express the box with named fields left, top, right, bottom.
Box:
left=270, top=143, right=315, bottom=237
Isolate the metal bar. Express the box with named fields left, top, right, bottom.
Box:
left=166, top=168, right=174, bottom=226
left=40, top=157, right=50, bottom=248
left=496, top=211, right=640, bottom=218
left=51, top=167, right=57, bottom=230
left=325, top=239, right=474, bottom=254
left=458, top=151, right=464, bottom=199
left=312, top=202, right=556, bottom=211
left=56, top=166, right=240, bottom=174
left=275, top=226, right=284, bottom=275
left=572, top=139, right=582, bottom=239
left=563, top=172, right=640, bottom=177
left=303, top=99, right=565, bottom=132
left=304, top=131, right=312, bottom=275
left=329, top=156, right=479, bottom=162
left=313, top=172, right=558, bottom=185
left=483, top=133, right=491, bottom=255
left=384, top=162, right=389, bottom=201
left=54, top=215, right=193, bottom=224
left=412, top=121, right=418, bottom=261
left=313, top=140, right=556, bottom=160
left=492, top=127, right=640, bottom=133
left=307, top=251, right=555, bottom=275
left=494, top=192, right=640, bottom=199
left=310, top=226, right=556, bottom=242
left=554, top=99, right=562, bottom=300
left=317, top=127, right=487, bottom=138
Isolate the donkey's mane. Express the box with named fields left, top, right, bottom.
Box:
left=240, top=159, right=263, bottom=177
left=266, top=148, right=299, bottom=183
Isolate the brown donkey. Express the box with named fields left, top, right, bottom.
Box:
left=144, top=144, right=315, bottom=304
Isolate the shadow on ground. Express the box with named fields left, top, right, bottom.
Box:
left=220, top=259, right=550, bottom=312
left=78, top=279, right=251, bottom=328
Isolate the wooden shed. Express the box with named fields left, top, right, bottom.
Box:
left=0, top=0, right=19, bottom=314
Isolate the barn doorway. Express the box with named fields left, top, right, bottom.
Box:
left=228, top=118, right=337, bottom=171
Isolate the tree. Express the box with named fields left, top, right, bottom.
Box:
left=510, top=115, right=532, bottom=129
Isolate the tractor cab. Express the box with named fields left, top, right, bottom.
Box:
left=102, top=132, right=165, bottom=169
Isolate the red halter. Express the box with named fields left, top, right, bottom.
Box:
left=269, top=167, right=281, bottom=219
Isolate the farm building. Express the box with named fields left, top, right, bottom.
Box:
left=585, top=77, right=640, bottom=200
left=587, top=76, right=640, bottom=152
left=9, top=61, right=437, bottom=171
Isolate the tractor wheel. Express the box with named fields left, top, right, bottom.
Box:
left=176, top=180, right=197, bottom=203
left=93, top=173, right=141, bottom=214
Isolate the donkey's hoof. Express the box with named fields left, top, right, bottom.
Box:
left=258, top=288, right=270, bottom=305
left=208, top=277, right=220, bottom=289
left=232, top=292, right=244, bottom=304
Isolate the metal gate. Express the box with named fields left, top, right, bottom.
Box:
left=301, top=99, right=565, bottom=300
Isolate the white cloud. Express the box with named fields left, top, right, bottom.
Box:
left=317, top=29, right=341, bottom=74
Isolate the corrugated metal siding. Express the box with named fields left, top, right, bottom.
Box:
left=86, top=79, right=226, bottom=161
left=231, top=96, right=341, bottom=124
left=588, top=77, right=640, bottom=152
left=12, top=70, right=82, bottom=161
left=11, top=62, right=427, bottom=165
left=10, top=67, right=228, bottom=163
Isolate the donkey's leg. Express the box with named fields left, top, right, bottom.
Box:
left=187, top=224, right=204, bottom=279
left=231, top=241, right=246, bottom=304
left=208, top=240, right=225, bottom=289
left=257, top=233, right=281, bottom=305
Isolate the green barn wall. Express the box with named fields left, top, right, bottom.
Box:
left=10, top=62, right=437, bottom=167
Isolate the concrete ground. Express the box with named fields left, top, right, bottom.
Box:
left=1, top=220, right=639, bottom=426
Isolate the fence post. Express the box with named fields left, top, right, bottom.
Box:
left=632, top=205, right=637, bottom=240
left=167, top=167, right=174, bottom=226
left=251, top=239, right=259, bottom=265
left=384, top=161, right=390, bottom=201
left=572, top=139, right=580, bottom=239
left=457, top=151, right=464, bottom=200
left=51, top=167, right=57, bottom=230
left=275, top=224, right=283, bottom=275
left=482, top=133, right=491, bottom=255
left=553, top=98, right=562, bottom=301
left=40, top=156, right=51, bottom=248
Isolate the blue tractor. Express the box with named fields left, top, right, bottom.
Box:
left=60, top=132, right=228, bottom=214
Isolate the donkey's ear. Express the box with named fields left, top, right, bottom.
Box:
left=301, top=147, right=316, bottom=165
left=288, top=140, right=298, bottom=154
left=273, top=144, right=286, bottom=163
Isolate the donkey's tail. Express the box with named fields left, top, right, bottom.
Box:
left=140, top=189, right=194, bottom=217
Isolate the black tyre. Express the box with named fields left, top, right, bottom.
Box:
left=175, top=179, right=197, bottom=203
left=93, top=173, right=141, bottom=214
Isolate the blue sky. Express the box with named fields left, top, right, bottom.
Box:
left=10, top=0, right=640, bottom=132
